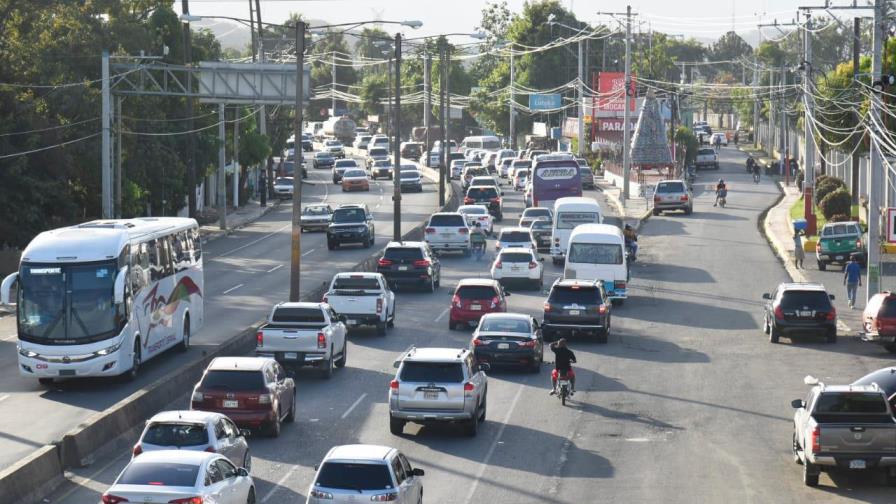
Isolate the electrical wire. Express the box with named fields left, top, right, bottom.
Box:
left=0, top=132, right=100, bottom=160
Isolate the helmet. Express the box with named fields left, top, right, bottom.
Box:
left=718, top=179, right=724, bottom=184
left=624, top=224, right=632, bottom=230
left=474, top=222, right=481, bottom=227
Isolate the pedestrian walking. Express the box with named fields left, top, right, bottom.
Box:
left=793, top=230, right=805, bottom=269
left=843, top=254, right=863, bottom=308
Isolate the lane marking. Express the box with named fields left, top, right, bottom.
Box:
left=341, top=393, right=368, bottom=420
left=267, top=264, right=284, bottom=273
left=463, top=384, right=524, bottom=504
left=222, top=284, right=244, bottom=295
left=434, top=307, right=450, bottom=322
left=262, top=464, right=302, bottom=503
left=213, top=223, right=290, bottom=258
left=53, top=451, right=130, bottom=503
left=0, top=394, right=9, bottom=403
left=302, top=248, right=316, bottom=257
left=626, top=437, right=650, bottom=442
left=2, top=333, right=17, bottom=342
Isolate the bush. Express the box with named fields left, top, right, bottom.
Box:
left=819, top=188, right=852, bottom=220
left=815, top=177, right=846, bottom=205
left=829, top=213, right=851, bottom=223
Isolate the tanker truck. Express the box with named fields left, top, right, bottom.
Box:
left=322, top=116, right=357, bottom=145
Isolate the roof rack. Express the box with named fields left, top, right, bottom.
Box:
left=393, top=345, right=417, bottom=368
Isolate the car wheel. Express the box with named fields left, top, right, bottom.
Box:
left=552, top=257, right=562, bottom=266
left=826, top=329, right=837, bottom=344
left=685, top=207, right=693, bottom=215
left=322, top=353, right=334, bottom=379
left=803, top=461, right=819, bottom=487
left=428, top=276, right=436, bottom=293
left=885, top=344, right=896, bottom=353
left=478, top=396, right=487, bottom=422
left=246, top=487, right=256, bottom=504
left=285, top=391, right=296, bottom=422
left=327, top=241, right=336, bottom=250
left=434, top=273, right=441, bottom=288
left=390, top=415, right=405, bottom=435
left=336, top=343, right=348, bottom=367
left=818, top=261, right=826, bottom=271
left=763, top=316, right=770, bottom=335
left=449, top=320, right=457, bottom=331
left=530, top=357, right=541, bottom=373
left=179, top=318, right=191, bottom=352
left=597, top=327, right=609, bottom=344
left=652, top=208, right=660, bottom=216
left=769, top=325, right=780, bottom=344
left=792, top=431, right=803, bottom=465
left=300, top=227, right=306, bottom=233
left=268, top=412, right=281, bottom=438
left=376, top=320, right=387, bottom=336
left=462, top=248, right=471, bottom=258
left=465, top=414, right=479, bottom=437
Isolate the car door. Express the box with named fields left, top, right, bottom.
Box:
left=272, top=363, right=293, bottom=414
left=215, top=458, right=244, bottom=504
left=224, top=418, right=249, bottom=468
left=390, top=456, right=412, bottom=504
left=426, top=245, right=441, bottom=280
left=204, top=459, right=228, bottom=503
left=214, top=419, right=235, bottom=462
left=398, top=453, right=422, bottom=503
left=531, top=318, right=544, bottom=354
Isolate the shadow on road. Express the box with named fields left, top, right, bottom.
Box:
left=618, top=294, right=757, bottom=331
left=632, top=263, right=716, bottom=284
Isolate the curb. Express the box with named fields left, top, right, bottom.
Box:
left=598, top=180, right=652, bottom=232
left=200, top=200, right=280, bottom=244
left=760, top=180, right=809, bottom=283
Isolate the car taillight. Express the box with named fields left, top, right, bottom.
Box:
left=529, top=261, right=538, bottom=269
left=494, top=260, right=503, bottom=269
left=774, top=306, right=784, bottom=320
left=464, top=197, right=474, bottom=204
left=615, top=281, right=626, bottom=291
left=257, top=393, right=272, bottom=404
left=680, top=195, right=689, bottom=201
left=453, top=295, right=462, bottom=308
left=425, top=227, right=436, bottom=234
left=191, top=391, right=204, bottom=402
left=811, top=426, right=821, bottom=454
left=472, top=338, right=484, bottom=346
left=310, top=489, right=334, bottom=499
left=413, top=259, right=431, bottom=268
left=459, top=228, right=469, bottom=234
left=370, top=492, right=399, bottom=502
left=376, top=298, right=383, bottom=314
left=317, top=332, right=327, bottom=349
left=101, top=495, right=130, bottom=504
left=654, top=195, right=661, bottom=202
left=377, top=258, right=393, bottom=267
left=490, top=197, right=502, bottom=203
left=464, top=382, right=475, bottom=392
left=168, top=498, right=203, bottom=504
left=322, top=294, right=329, bottom=303
left=519, top=340, right=537, bottom=348
left=390, top=379, right=399, bottom=390
left=826, top=308, right=837, bottom=321
left=132, top=444, right=142, bottom=456
left=857, top=239, right=863, bottom=248
left=598, top=304, right=608, bottom=314
left=256, top=331, right=263, bottom=347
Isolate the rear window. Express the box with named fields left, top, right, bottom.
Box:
left=556, top=212, right=600, bottom=229
left=512, top=161, right=531, bottom=169
left=456, top=285, right=498, bottom=299
left=143, top=423, right=208, bottom=447
left=523, top=209, right=552, bottom=219
left=479, top=317, right=530, bottom=333
left=549, top=286, right=599, bottom=304
left=315, top=152, right=332, bottom=158
left=429, top=214, right=466, bottom=227
left=118, top=462, right=199, bottom=487
left=275, top=177, right=292, bottom=185
left=531, top=220, right=551, bottom=230
left=400, top=171, right=420, bottom=179
left=816, top=392, right=888, bottom=414
left=459, top=206, right=487, bottom=215
left=332, top=276, right=380, bottom=290
left=779, top=290, right=832, bottom=310
left=822, top=224, right=860, bottom=236
left=498, top=251, right=533, bottom=263
left=656, top=182, right=685, bottom=193
left=334, top=160, right=357, bottom=167
left=304, top=206, right=329, bottom=216
left=383, top=247, right=424, bottom=261
left=369, top=148, right=388, bottom=155
left=500, top=231, right=531, bottom=242
left=343, top=170, right=366, bottom=178
left=316, top=462, right=393, bottom=491
left=272, top=307, right=326, bottom=323
left=466, top=168, right=488, bottom=177
left=200, top=370, right=266, bottom=392
left=400, top=361, right=465, bottom=382
left=568, top=243, right=623, bottom=265
left=467, top=187, right=498, bottom=200
left=880, top=297, right=896, bottom=317
left=698, top=148, right=715, bottom=155
left=332, top=208, right=366, bottom=223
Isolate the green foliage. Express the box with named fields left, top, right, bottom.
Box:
left=815, top=176, right=846, bottom=205
left=829, top=213, right=851, bottom=223
left=239, top=131, right=271, bottom=167
left=674, top=126, right=699, bottom=165
left=819, top=188, right=852, bottom=220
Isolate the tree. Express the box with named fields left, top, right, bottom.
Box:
left=309, top=30, right=358, bottom=119
left=710, top=31, right=753, bottom=78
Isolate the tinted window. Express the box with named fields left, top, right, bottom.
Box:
left=400, top=362, right=465, bottom=382
left=272, top=307, right=326, bottom=323
left=304, top=206, right=329, bottom=216
left=816, top=392, right=888, bottom=413
left=500, top=231, right=531, bottom=242
left=467, top=187, right=498, bottom=200
left=332, top=276, right=381, bottom=290
left=429, top=214, right=466, bottom=227
left=459, top=207, right=487, bottom=215
left=369, top=148, right=388, bottom=156
left=316, top=463, right=393, bottom=490
left=117, top=462, right=199, bottom=487
left=315, top=152, right=331, bottom=158
left=531, top=220, right=551, bottom=230
left=549, top=286, right=600, bottom=304
left=332, top=208, right=366, bottom=223
left=556, top=212, right=600, bottom=229
left=400, top=171, right=420, bottom=179
left=498, top=252, right=532, bottom=263
left=143, top=423, right=208, bottom=447
left=479, top=317, right=530, bottom=333
left=523, top=209, right=551, bottom=219
left=200, top=370, right=266, bottom=391
left=698, top=148, right=715, bottom=155
left=656, top=182, right=685, bottom=193
left=779, top=291, right=832, bottom=310
left=512, top=161, right=531, bottom=169
left=880, top=297, right=896, bottom=318
left=343, top=169, right=366, bottom=178
left=456, top=285, right=499, bottom=299
left=383, top=247, right=424, bottom=261
left=334, top=160, right=358, bottom=167
left=568, top=243, right=623, bottom=264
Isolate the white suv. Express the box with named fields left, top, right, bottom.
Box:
left=307, top=444, right=424, bottom=504
left=389, top=347, right=489, bottom=437
left=424, top=212, right=471, bottom=255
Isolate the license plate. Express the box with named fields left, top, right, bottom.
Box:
left=284, top=352, right=298, bottom=360
left=511, top=266, right=521, bottom=271
left=849, top=459, right=866, bottom=469
left=470, top=304, right=482, bottom=311
left=835, top=255, right=844, bottom=260
left=59, top=369, right=76, bottom=377
left=223, top=400, right=238, bottom=408
left=497, top=343, right=510, bottom=349
left=442, top=233, right=454, bottom=238
left=399, top=266, right=409, bottom=271
left=569, top=310, right=580, bottom=315
left=424, top=392, right=439, bottom=400
left=798, top=310, right=814, bottom=317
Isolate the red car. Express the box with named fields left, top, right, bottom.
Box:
left=191, top=357, right=296, bottom=437
left=863, top=292, right=896, bottom=353
left=449, top=278, right=509, bottom=330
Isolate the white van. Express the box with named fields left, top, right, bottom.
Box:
left=550, top=197, right=603, bottom=265
left=563, top=224, right=627, bottom=302
left=461, top=135, right=502, bottom=151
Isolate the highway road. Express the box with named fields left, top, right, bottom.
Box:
left=44, top=147, right=896, bottom=503
left=0, top=151, right=442, bottom=472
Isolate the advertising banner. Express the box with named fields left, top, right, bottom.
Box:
left=598, top=71, right=636, bottom=112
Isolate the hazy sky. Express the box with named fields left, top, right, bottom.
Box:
left=174, top=0, right=823, bottom=41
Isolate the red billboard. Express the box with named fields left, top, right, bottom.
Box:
left=598, top=72, right=636, bottom=112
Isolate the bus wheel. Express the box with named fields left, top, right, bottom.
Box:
left=125, top=342, right=141, bottom=382
left=179, top=317, right=191, bottom=352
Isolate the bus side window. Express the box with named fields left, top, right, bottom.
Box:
left=191, top=229, right=202, bottom=261
left=148, top=239, right=163, bottom=282
left=159, top=237, right=174, bottom=279
left=172, top=232, right=188, bottom=272
left=130, top=243, right=147, bottom=292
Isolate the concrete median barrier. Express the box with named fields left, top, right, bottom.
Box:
left=0, top=444, right=64, bottom=504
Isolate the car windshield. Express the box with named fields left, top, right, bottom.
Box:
left=498, top=252, right=533, bottom=263
left=332, top=276, right=381, bottom=290
left=523, top=209, right=551, bottom=219
left=332, top=208, right=366, bottom=223
left=19, top=261, right=119, bottom=343
left=456, top=285, right=498, bottom=299
left=334, top=160, right=357, bottom=167
left=343, top=169, right=366, bottom=178
left=429, top=214, right=465, bottom=227
left=549, top=286, right=599, bottom=304
left=880, top=297, right=896, bottom=318
left=373, top=161, right=391, bottom=167
left=531, top=220, right=551, bottom=230
left=316, top=462, right=393, bottom=491
left=698, top=148, right=715, bottom=155
left=400, top=361, right=464, bottom=382
left=500, top=231, right=531, bottom=243
left=272, top=306, right=326, bottom=323
left=325, top=141, right=340, bottom=146
left=383, top=247, right=424, bottom=261
left=779, top=291, right=832, bottom=310
left=400, top=171, right=420, bottom=179
left=359, top=136, right=371, bottom=142
left=821, top=224, right=859, bottom=236
left=315, top=152, right=332, bottom=158
left=201, top=370, right=266, bottom=391
left=369, top=148, right=387, bottom=156
left=117, top=462, right=199, bottom=487
left=816, top=392, right=888, bottom=413
left=479, top=317, right=530, bottom=334
left=467, top=188, right=498, bottom=201
left=568, top=243, right=624, bottom=264
left=556, top=212, right=600, bottom=229
left=275, top=177, right=293, bottom=186
left=304, top=206, right=329, bottom=216
left=142, top=423, right=208, bottom=447
left=656, top=182, right=685, bottom=193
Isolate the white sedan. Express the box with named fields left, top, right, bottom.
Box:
left=490, top=248, right=544, bottom=289
left=458, top=204, right=494, bottom=235
left=495, top=227, right=538, bottom=252
left=102, top=450, right=255, bottom=504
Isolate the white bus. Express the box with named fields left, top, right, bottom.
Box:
left=461, top=135, right=501, bottom=151
left=1, top=218, right=204, bottom=384
left=563, top=224, right=628, bottom=302
left=550, top=197, right=603, bottom=264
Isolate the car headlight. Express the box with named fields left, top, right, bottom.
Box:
left=95, top=341, right=123, bottom=356
left=18, top=347, right=38, bottom=358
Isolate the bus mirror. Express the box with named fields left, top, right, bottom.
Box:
left=1, top=272, right=18, bottom=305
left=114, top=267, right=129, bottom=305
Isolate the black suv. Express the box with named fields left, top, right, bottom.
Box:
left=464, top=186, right=503, bottom=221
left=542, top=279, right=611, bottom=343
left=377, top=241, right=441, bottom=291
left=327, top=204, right=375, bottom=250
left=762, top=282, right=837, bottom=344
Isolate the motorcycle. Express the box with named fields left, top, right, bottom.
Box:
left=471, top=238, right=487, bottom=261
left=717, top=188, right=727, bottom=208
left=556, top=371, right=572, bottom=406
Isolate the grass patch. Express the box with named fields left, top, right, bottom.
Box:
left=789, top=198, right=860, bottom=238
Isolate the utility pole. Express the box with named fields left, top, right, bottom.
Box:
left=387, top=57, right=393, bottom=137
left=622, top=5, right=633, bottom=203
left=852, top=17, right=861, bottom=205
left=182, top=0, right=197, bottom=218
left=577, top=38, right=584, bottom=156
left=101, top=50, right=112, bottom=219
left=115, top=96, right=122, bottom=218
left=233, top=110, right=240, bottom=209
left=752, top=57, right=760, bottom=149
left=218, top=104, right=226, bottom=230
left=424, top=51, right=431, bottom=157
left=289, top=20, right=306, bottom=302
left=444, top=43, right=451, bottom=192
left=331, top=51, right=337, bottom=115
left=254, top=0, right=269, bottom=207
left=867, top=0, right=884, bottom=299
left=802, top=14, right=817, bottom=236
left=780, top=64, right=787, bottom=184
left=393, top=32, right=403, bottom=241
left=509, top=45, right=516, bottom=150
left=438, top=40, right=447, bottom=206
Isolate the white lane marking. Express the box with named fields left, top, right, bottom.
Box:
left=341, top=393, right=368, bottom=420
left=302, top=248, right=316, bottom=257
left=626, top=437, right=650, bottom=442
left=434, top=307, right=449, bottom=322
left=2, top=333, right=17, bottom=341
left=267, top=264, right=284, bottom=273
left=262, top=464, right=302, bottom=503
left=222, top=284, right=244, bottom=295
left=53, top=450, right=130, bottom=503
left=213, top=223, right=290, bottom=258
left=463, top=384, right=524, bottom=504
left=0, top=394, right=9, bottom=403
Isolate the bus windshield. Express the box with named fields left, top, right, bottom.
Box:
left=19, top=261, right=120, bottom=343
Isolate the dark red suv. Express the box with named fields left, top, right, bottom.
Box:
left=863, top=292, right=896, bottom=352
left=449, top=278, right=509, bottom=330
left=191, top=357, right=296, bottom=437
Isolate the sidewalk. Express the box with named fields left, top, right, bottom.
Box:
left=763, top=182, right=810, bottom=283
left=199, top=199, right=279, bottom=242
left=596, top=171, right=652, bottom=232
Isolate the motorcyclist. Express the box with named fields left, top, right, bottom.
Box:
left=713, top=178, right=727, bottom=207
left=623, top=224, right=638, bottom=261
left=745, top=156, right=755, bottom=173
left=751, top=160, right=761, bottom=183
left=549, top=339, right=577, bottom=396
left=469, top=221, right=486, bottom=259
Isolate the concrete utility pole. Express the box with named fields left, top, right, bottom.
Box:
left=182, top=0, right=197, bottom=218
left=509, top=45, right=516, bottom=150
left=424, top=51, right=431, bottom=156
left=102, top=50, right=112, bottom=219
left=331, top=51, right=337, bottom=115
left=444, top=44, right=451, bottom=193
left=233, top=110, right=240, bottom=209
left=387, top=57, right=393, bottom=137
left=621, top=4, right=633, bottom=203
left=852, top=17, right=861, bottom=205
left=780, top=64, right=787, bottom=183
left=753, top=57, right=760, bottom=149
left=439, top=41, right=447, bottom=206
left=289, top=20, right=306, bottom=302
left=218, top=104, right=226, bottom=230
left=254, top=0, right=269, bottom=207
left=116, top=96, right=122, bottom=218
left=867, top=0, right=884, bottom=298
left=577, top=38, right=584, bottom=156
left=393, top=32, right=403, bottom=242
left=802, top=14, right=817, bottom=236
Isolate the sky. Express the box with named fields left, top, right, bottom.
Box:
left=173, top=0, right=823, bottom=43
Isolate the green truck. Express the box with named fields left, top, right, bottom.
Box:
left=815, top=221, right=866, bottom=271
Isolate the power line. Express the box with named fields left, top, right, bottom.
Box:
left=0, top=132, right=100, bottom=160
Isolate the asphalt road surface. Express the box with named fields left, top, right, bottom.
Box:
left=0, top=153, right=441, bottom=472
left=43, top=147, right=896, bottom=503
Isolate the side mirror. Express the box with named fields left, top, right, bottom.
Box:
left=412, top=468, right=425, bottom=477
left=829, top=294, right=836, bottom=300
left=113, top=266, right=129, bottom=305
left=478, top=363, right=491, bottom=373
left=239, top=429, right=251, bottom=438
left=539, top=257, right=545, bottom=262
left=237, top=467, right=250, bottom=477
left=0, top=272, right=18, bottom=306
left=791, top=399, right=805, bottom=409
left=761, top=293, right=771, bottom=300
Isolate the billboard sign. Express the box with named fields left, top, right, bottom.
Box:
left=529, top=93, right=562, bottom=110
left=596, top=118, right=636, bottom=132
left=532, top=122, right=548, bottom=136
left=598, top=71, right=636, bottom=112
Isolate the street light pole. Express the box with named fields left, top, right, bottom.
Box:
left=509, top=45, right=515, bottom=150
left=289, top=20, right=306, bottom=302
left=393, top=32, right=403, bottom=241
left=577, top=38, right=584, bottom=156
left=439, top=40, right=447, bottom=207
left=621, top=4, right=633, bottom=203
left=182, top=0, right=197, bottom=218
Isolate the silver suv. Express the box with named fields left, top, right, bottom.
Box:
left=307, top=444, right=424, bottom=504
left=652, top=179, right=693, bottom=215
left=389, top=347, right=489, bottom=437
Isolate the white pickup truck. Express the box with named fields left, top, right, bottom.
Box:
left=255, top=302, right=348, bottom=379
left=323, top=272, right=395, bottom=335
left=695, top=147, right=719, bottom=170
